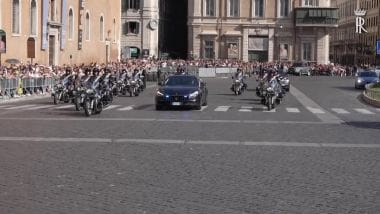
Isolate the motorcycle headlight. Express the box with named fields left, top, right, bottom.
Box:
left=235, top=80, right=241, bottom=83
left=86, top=89, right=94, bottom=94
left=356, top=78, right=362, bottom=83
left=156, top=90, right=164, bottom=96
left=281, top=79, right=289, bottom=84
left=189, top=91, right=199, bottom=99
left=267, top=87, right=273, bottom=92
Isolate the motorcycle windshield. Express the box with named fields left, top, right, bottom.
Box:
left=61, top=76, right=70, bottom=85
left=84, top=79, right=99, bottom=90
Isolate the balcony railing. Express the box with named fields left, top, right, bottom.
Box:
left=294, top=7, right=338, bottom=27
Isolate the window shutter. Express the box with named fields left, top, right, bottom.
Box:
left=124, top=22, right=129, bottom=35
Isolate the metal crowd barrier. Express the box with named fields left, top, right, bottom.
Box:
left=0, top=77, right=56, bottom=99
left=365, top=83, right=380, bottom=101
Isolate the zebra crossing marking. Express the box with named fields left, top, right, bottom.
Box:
left=306, top=107, right=325, bottom=114
left=354, top=108, right=375, bottom=115
left=55, top=105, right=73, bottom=110
left=263, top=106, right=276, bottom=112
left=331, top=108, right=350, bottom=114
left=286, top=108, right=300, bottom=113
left=28, top=105, right=54, bottom=110
left=5, top=104, right=37, bottom=110
left=104, top=105, right=121, bottom=111
left=214, top=106, right=230, bottom=112
left=118, top=105, right=134, bottom=111
left=0, top=105, right=14, bottom=109
left=238, top=106, right=253, bottom=112
left=198, top=106, right=208, bottom=111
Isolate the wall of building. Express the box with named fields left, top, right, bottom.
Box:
left=330, top=0, right=379, bottom=65
left=120, top=0, right=159, bottom=59
left=0, top=0, right=120, bottom=66
left=188, top=0, right=334, bottom=64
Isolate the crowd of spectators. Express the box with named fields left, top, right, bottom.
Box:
left=0, top=58, right=372, bottom=97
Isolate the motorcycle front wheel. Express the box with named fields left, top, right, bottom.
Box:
left=75, top=97, right=82, bottom=111
left=95, top=100, right=103, bottom=114
left=84, top=100, right=93, bottom=117
left=267, top=96, right=273, bottom=111
left=53, top=93, right=59, bottom=105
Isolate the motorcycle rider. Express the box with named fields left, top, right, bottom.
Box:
left=231, top=68, right=247, bottom=91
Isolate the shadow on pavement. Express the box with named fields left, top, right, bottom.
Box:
left=344, top=121, right=380, bottom=130
left=333, top=86, right=362, bottom=92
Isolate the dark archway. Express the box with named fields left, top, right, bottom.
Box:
left=159, top=0, right=187, bottom=59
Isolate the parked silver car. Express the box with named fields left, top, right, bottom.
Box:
left=355, top=71, right=379, bottom=89
left=289, top=62, right=311, bottom=76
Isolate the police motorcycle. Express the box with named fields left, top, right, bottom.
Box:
left=263, top=76, right=283, bottom=111
left=100, top=72, right=114, bottom=104
left=127, top=73, right=141, bottom=97
left=82, top=70, right=113, bottom=117
left=230, top=69, right=247, bottom=95
left=52, top=71, right=75, bottom=105
left=74, top=72, right=91, bottom=111
left=114, top=72, right=127, bottom=96
left=276, top=67, right=290, bottom=92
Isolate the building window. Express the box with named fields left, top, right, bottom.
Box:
left=85, top=12, right=90, bottom=41
left=204, top=40, right=214, bottom=59
left=303, top=0, right=319, bottom=7
left=124, top=0, right=140, bottom=10
left=302, top=43, right=312, bottom=61
left=253, top=0, right=264, bottom=17
left=100, top=16, right=104, bottom=41
left=113, top=19, right=116, bottom=42
left=50, top=0, right=56, bottom=21
left=30, top=0, right=37, bottom=36
left=228, top=0, right=240, bottom=17
left=205, top=0, right=215, bottom=16
left=68, top=9, right=74, bottom=40
left=12, top=0, right=20, bottom=34
left=124, top=22, right=140, bottom=35
left=279, top=0, right=289, bottom=17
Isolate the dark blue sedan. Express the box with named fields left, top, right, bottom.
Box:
left=355, top=71, right=379, bottom=89
left=155, top=75, right=208, bottom=110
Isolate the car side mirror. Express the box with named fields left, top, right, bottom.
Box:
left=158, top=82, right=162, bottom=86
left=231, top=76, right=234, bottom=79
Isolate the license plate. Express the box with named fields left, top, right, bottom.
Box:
left=172, top=102, right=181, bottom=106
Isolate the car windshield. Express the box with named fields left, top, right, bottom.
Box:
left=164, top=76, right=198, bottom=87
left=358, top=72, right=378, bottom=77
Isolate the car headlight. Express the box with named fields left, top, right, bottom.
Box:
left=156, top=90, right=164, bottom=96
left=189, top=91, right=199, bottom=99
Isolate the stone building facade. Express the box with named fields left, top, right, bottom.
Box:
left=0, top=0, right=121, bottom=66
left=330, top=0, right=380, bottom=65
left=120, top=0, right=159, bottom=59
left=188, top=0, right=338, bottom=64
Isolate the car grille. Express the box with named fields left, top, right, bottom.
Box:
left=169, top=96, right=186, bottom=102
